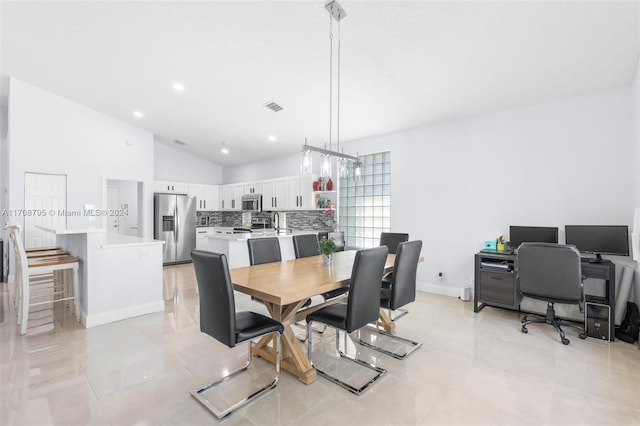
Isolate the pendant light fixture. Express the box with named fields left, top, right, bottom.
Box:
left=300, top=1, right=360, bottom=180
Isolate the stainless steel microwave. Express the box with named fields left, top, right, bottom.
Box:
left=241, top=194, right=262, bottom=212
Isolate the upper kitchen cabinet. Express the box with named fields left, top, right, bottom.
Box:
left=287, top=175, right=315, bottom=210
left=262, top=178, right=289, bottom=211
left=221, top=184, right=243, bottom=210
left=244, top=181, right=262, bottom=195
left=189, top=184, right=220, bottom=211
left=153, top=181, right=189, bottom=194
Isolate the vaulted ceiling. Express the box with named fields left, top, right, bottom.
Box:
left=2, top=1, right=639, bottom=166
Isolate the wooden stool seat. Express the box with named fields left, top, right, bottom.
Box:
left=26, top=249, right=70, bottom=258
left=27, top=255, right=79, bottom=267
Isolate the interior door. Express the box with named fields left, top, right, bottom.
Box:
left=24, top=173, right=67, bottom=248
left=106, top=186, right=120, bottom=235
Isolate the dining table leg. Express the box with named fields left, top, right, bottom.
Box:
left=377, top=308, right=396, bottom=332
left=250, top=300, right=317, bottom=385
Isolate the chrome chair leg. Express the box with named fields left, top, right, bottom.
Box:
left=358, top=325, right=422, bottom=360
left=307, top=320, right=386, bottom=395
left=389, top=307, right=409, bottom=322
left=191, top=331, right=281, bottom=419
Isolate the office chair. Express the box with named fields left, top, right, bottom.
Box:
left=517, top=242, right=587, bottom=345
left=306, top=246, right=389, bottom=395
left=359, top=240, right=423, bottom=359
left=190, top=250, right=284, bottom=418
left=379, top=232, right=410, bottom=320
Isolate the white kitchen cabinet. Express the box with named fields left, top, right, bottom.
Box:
left=287, top=175, right=315, bottom=210
left=189, top=184, right=220, bottom=211
left=244, top=181, right=262, bottom=195
left=221, top=184, right=243, bottom=210
left=153, top=181, right=189, bottom=194
left=262, top=178, right=289, bottom=211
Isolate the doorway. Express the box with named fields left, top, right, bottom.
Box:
left=24, top=172, right=67, bottom=248
left=103, top=179, right=143, bottom=237
left=106, top=186, right=120, bottom=236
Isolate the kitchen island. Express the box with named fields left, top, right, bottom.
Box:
left=207, top=231, right=316, bottom=268
left=37, top=226, right=165, bottom=328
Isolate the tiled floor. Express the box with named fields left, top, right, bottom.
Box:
left=1, top=263, right=639, bottom=425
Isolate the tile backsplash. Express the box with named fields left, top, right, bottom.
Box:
left=197, top=210, right=336, bottom=231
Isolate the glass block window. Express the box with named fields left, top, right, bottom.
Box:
left=338, top=151, right=391, bottom=248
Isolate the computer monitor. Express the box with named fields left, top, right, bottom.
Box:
left=564, top=225, right=629, bottom=261
left=509, top=226, right=559, bottom=249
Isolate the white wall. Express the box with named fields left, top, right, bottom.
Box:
left=630, top=58, right=640, bottom=306
left=225, top=87, right=635, bottom=289
left=154, top=141, right=223, bottom=184
left=1, top=106, right=8, bottom=279
left=7, top=78, right=155, bottom=237
left=224, top=152, right=301, bottom=184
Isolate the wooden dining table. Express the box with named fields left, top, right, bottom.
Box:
left=229, top=249, right=398, bottom=384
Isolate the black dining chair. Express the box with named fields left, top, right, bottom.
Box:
left=359, top=240, right=423, bottom=359
left=306, top=246, right=389, bottom=395
left=293, top=234, right=348, bottom=300
left=379, top=232, right=409, bottom=254
left=247, top=237, right=282, bottom=265
left=379, top=232, right=410, bottom=320
left=190, top=250, right=284, bottom=419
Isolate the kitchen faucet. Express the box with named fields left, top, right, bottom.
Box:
left=273, top=212, right=280, bottom=231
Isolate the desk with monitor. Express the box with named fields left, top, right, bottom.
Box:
left=474, top=251, right=616, bottom=340
left=473, top=224, right=629, bottom=342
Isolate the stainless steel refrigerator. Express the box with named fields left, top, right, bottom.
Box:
left=154, top=193, right=196, bottom=265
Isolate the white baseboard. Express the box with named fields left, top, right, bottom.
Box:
left=84, top=300, right=165, bottom=328
left=417, top=282, right=469, bottom=298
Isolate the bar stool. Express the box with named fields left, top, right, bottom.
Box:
left=6, top=223, right=80, bottom=335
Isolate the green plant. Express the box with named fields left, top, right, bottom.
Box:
left=319, top=237, right=337, bottom=255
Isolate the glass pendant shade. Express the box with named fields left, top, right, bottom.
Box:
left=300, top=149, right=313, bottom=174
left=353, top=159, right=363, bottom=182
left=337, top=157, right=349, bottom=179
left=321, top=154, right=332, bottom=178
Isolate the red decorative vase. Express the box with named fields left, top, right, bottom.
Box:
left=313, top=181, right=320, bottom=191
left=326, top=178, right=334, bottom=191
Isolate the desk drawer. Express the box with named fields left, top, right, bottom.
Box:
left=479, top=270, right=516, bottom=308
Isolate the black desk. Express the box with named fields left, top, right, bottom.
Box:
left=474, top=251, right=616, bottom=341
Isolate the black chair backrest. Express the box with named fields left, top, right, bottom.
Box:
left=389, top=240, right=423, bottom=310
left=346, top=246, right=389, bottom=333
left=247, top=237, right=282, bottom=265
left=292, top=234, right=320, bottom=259
left=191, top=250, right=237, bottom=348
left=379, top=232, right=409, bottom=254
left=517, top=242, right=582, bottom=303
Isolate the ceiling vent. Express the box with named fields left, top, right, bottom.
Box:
left=265, top=102, right=284, bottom=112
left=173, top=139, right=187, bottom=146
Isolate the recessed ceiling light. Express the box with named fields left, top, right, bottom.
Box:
left=133, top=111, right=144, bottom=118
left=221, top=147, right=229, bottom=155
left=268, top=135, right=277, bottom=142
left=173, top=83, right=185, bottom=92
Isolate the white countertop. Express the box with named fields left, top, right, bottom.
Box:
left=36, top=224, right=106, bottom=235
left=102, top=233, right=165, bottom=248
left=207, top=230, right=317, bottom=241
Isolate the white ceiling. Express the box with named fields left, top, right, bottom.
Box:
left=2, top=1, right=639, bottom=167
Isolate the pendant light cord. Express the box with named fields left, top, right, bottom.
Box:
left=329, top=12, right=333, bottom=153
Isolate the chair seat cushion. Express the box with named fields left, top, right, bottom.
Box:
left=235, top=311, right=284, bottom=344
left=321, top=287, right=348, bottom=300
left=305, top=303, right=348, bottom=329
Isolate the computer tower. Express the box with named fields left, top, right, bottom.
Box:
left=585, top=302, right=610, bottom=342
